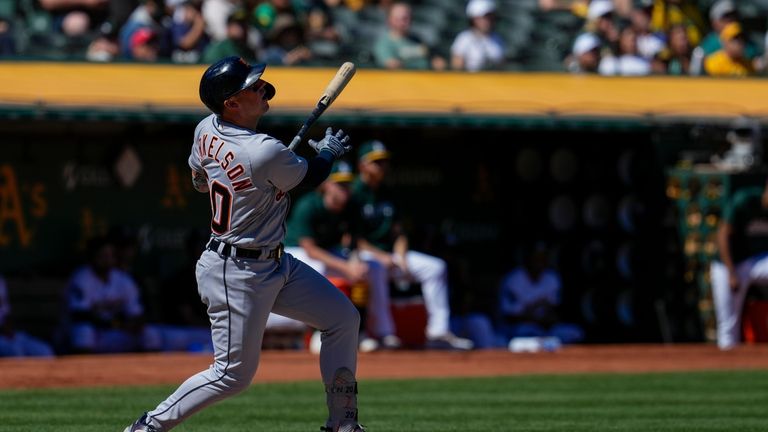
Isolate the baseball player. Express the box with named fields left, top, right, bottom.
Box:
left=352, top=140, right=474, bottom=350
left=284, top=160, right=402, bottom=351
left=124, top=56, right=365, bottom=432
left=711, top=176, right=768, bottom=350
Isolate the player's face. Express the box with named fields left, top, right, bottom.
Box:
left=360, top=158, right=389, bottom=186
left=226, top=81, right=270, bottom=125
left=323, top=181, right=351, bottom=213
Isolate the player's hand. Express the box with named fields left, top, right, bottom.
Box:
left=308, top=127, right=351, bottom=159
left=345, top=259, right=368, bottom=283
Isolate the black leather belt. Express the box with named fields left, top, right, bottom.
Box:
left=207, top=238, right=284, bottom=261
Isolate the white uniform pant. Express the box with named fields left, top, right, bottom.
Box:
left=710, top=255, right=768, bottom=349
left=284, top=246, right=396, bottom=338
left=359, top=249, right=451, bottom=339
left=147, top=250, right=359, bottom=430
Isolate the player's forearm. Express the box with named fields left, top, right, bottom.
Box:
left=307, top=246, right=348, bottom=274
left=297, top=151, right=334, bottom=189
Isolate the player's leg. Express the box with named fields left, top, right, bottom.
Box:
left=363, top=257, right=399, bottom=346
left=131, top=250, right=284, bottom=430
left=284, top=246, right=326, bottom=273
left=711, top=259, right=751, bottom=350
left=274, top=254, right=362, bottom=430
left=404, top=250, right=473, bottom=350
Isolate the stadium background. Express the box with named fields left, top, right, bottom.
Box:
left=1, top=62, right=767, bottom=349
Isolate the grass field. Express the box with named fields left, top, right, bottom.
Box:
left=1, top=370, right=767, bottom=432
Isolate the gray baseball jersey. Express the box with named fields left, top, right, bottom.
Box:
left=188, top=114, right=307, bottom=247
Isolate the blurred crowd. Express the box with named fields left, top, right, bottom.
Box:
left=0, top=0, right=765, bottom=75
left=563, top=0, right=768, bottom=76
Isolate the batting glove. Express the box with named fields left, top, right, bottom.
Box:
left=308, top=127, right=351, bottom=159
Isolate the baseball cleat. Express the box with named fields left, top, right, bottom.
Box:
left=381, top=334, right=402, bottom=350
left=123, top=412, right=159, bottom=432
left=425, top=332, right=474, bottom=351
left=320, top=423, right=366, bottom=432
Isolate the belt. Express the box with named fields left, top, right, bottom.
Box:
left=207, top=238, right=284, bottom=261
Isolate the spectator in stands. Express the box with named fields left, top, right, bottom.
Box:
left=170, top=0, right=209, bottom=63
left=711, top=176, right=768, bottom=350
left=64, top=235, right=161, bottom=354
left=564, top=32, right=602, bottom=73
left=284, top=160, right=402, bottom=352
left=252, top=0, right=303, bottom=36
left=703, top=22, right=756, bottom=77
left=628, top=0, right=665, bottom=63
left=305, top=1, right=345, bottom=61
left=85, top=27, right=120, bottom=61
left=648, top=0, right=706, bottom=48
left=201, top=0, right=239, bottom=42
left=450, top=0, right=505, bottom=72
left=119, top=0, right=170, bottom=60
left=598, top=25, right=652, bottom=75
left=691, top=1, right=760, bottom=76
left=351, top=140, right=473, bottom=350
left=372, top=1, right=446, bottom=70
left=39, top=0, right=109, bottom=37
left=657, top=23, right=693, bottom=75
left=260, top=14, right=313, bottom=65
left=0, top=17, right=16, bottom=56
left=584, top=0, right=620, bottom=56
left=496, top=241, right=584, bottom=346
left=0, top=275, right=55, bottom=357
left=129, top=26, right=162, bottom=61
left=202, top=8, right=259, bottom=63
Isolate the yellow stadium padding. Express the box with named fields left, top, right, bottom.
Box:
left=0, top=62, right=765, bottom=121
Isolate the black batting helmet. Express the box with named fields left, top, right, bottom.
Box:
left=199, top=56, right=276, bottom=114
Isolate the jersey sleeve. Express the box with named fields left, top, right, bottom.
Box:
left=250, top=136, right=308, bottom=192
left=188, top=122, right=204, bottom=172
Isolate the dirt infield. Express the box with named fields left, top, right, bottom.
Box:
left=1, top=344, right=768, bottom=390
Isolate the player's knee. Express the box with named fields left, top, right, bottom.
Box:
left=220, top=372, right=255, bottom=394
left=344, top=302, right=361, bottom=330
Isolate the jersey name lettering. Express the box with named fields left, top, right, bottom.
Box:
left=197, top=133, right=253, bottom=192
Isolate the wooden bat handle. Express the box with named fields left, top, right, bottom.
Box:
left=287, top=62, right=356, bottom=152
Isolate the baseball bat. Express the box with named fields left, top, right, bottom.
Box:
left=287, top=61, right=356, bottom=151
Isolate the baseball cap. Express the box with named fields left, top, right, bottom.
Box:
left=466, top=0, right=496, bottom=18
left=358, top=140, right=390, bottom=163
left=328, top=160, right=354, bottom=183
left=587, top=0, right=614, bottom=20
left=720, top=22, right=743, bottom=41
left=130, top=27, right=157, bottom=49
left=709, top=0, right=736, bottom=22
left=572, top=32, right=601, bottom=56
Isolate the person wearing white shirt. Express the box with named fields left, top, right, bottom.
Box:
left=497, top=242, right=584, bottom=345
left=450, top=0, right=505, bottom=72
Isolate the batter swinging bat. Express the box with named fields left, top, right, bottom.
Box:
left=287, top=62, right=356, bottom=151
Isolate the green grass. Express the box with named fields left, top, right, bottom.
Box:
left=1, top=370, right=767, bottom=431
